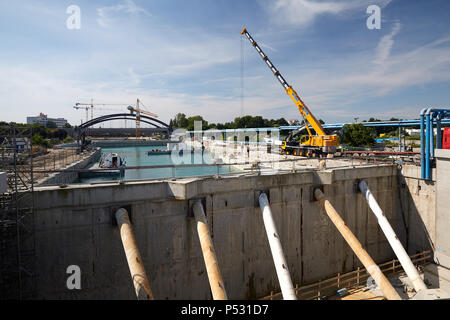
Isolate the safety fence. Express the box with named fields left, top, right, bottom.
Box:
left=261, top=250, right=431, bottom=300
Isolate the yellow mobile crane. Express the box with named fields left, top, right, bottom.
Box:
left=241, top=27, right=338, bottom=156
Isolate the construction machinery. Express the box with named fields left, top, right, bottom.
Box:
left=127, top=99, right=158, bottom=139
left=240, top=27, right=338, bottom=157
left=74, top=99, right=129, bottom=122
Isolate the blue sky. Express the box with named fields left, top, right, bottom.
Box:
left=1, top=0, right=450, bottom=127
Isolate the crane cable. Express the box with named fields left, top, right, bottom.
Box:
left=240, top=33, right=244, bottom=117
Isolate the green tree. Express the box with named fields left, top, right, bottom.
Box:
left=342, top=124, right=375, bottom=147
left=49, top=129, right=68, bottom=140
left=63, top=123, right=72, bottom=128
left=46, top=121, right=57, bottom=129
left=32, top=134, right=50, bottom=147
left=186, top=115, right=208, bottom=131
left=171, top=113, right=189, bottom=128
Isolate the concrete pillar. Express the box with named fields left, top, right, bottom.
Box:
left=359, top=180, right=427, bottom=292
left=193, top=201, right=228, bottom=300
left=258, top=193, right=297, bottom=300
left=115, top=208, right=154, bottom=300
left=420, top=112, right=426, bottom=179
left=314, top=188, right=401, bottom=300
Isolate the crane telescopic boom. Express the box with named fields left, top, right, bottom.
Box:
left=240, top=27, right=326, bottom=136
left=240, top=27, right=338, bottom=156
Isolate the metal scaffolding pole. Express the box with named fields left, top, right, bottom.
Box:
left=258, top=193, right=297, bottom=300
left=193, top=201, right=228, bottom=300
left=314, top=188, right=401, bottom=300
left=115, top=208, right=154, bottom=300
left=359, top=180, right=427, bottom=292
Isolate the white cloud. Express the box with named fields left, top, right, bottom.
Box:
left=373, top=21, right=401, bottom=66
left=261, top=0, right=392, bottom=27
left=97, top=0, right=151, bottom=27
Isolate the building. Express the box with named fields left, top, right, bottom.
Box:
left=27, top=113, right=67, bottom=128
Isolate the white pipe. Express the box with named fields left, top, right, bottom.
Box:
left=314, top=188, right=401, bottom=300
left=258, top=193, right=297, bottom=300
left=359, top=180, right=427, bottom=292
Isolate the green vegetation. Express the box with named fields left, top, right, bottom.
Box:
left=46, top=121, right=57, bottom=129
left=32, top=133, right=50, bottom=147
left=1, top=121, right=72, bottom=147
left=342, top=123, right=375, bottom=147
left=169, top=113, right=289, bottom=131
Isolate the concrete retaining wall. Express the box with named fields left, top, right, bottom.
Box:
left=435, top=149, right=450, bottom=268
left=399, top=164, right=436, bottom=254
left=37, top=148, right=101, bottom=186
left=92, top=140, right=175, bottom=148
left=31, top=164, right=413, bottom=299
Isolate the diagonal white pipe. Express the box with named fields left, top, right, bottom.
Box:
left=359, top=180, right=427, bottom=292
left=259, top=193, right=297, bottom=300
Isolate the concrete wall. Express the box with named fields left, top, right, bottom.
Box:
left=30, top=164, right=412, bottom=299
left=0, top=171, right=6, bottom=194
left=399, top=164, right=436, bottom=254
left=92, top=140, right=175, bottom=148
left=435, top=149, right=450, bottom=268
left=37, top=148, right=101, bottom=186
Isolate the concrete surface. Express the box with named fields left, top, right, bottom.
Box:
left=37, top=148, right=101, bottom=186
left=0, top=171, right=6, bottom=194
left=26, top=164, right=416, bottom=299
left=435, top=149, right=450, bottom=268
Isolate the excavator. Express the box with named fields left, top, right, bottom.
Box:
left=240, top=27, right=339, bottom=157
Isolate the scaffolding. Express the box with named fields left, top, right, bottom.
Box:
left=0, top=125, right=36, bottom=299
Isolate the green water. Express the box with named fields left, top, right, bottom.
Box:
left=78, top=145, right=230, bottom=183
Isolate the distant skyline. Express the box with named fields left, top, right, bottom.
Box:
left=1, top=0, right=450, bottom=127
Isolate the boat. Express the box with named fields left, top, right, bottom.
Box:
left=147, top=148, right=206, bottom=156
left=99, top=153, right=126, bottom=168
left=147, top=149, right=173, bottom=155
left=79, top=153, right=126, bottom=179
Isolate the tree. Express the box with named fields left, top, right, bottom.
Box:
left=171, top=113, right=189, bottom=128
left=63, top=123, right=72, bottom=128
left=234, top=115, right=265, bottom=128
left=342, top=124, right=375, bottom=147
left=46, top=121, right=57, bottom=129
left=32, top=134, right=50, bottom=147
left=50, top=129, right=68, bottom=140
left=186, top=115, right=208, bottom=131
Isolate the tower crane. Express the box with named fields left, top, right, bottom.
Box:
left=127, top=98, right=158, bottom=139
left=240, top=27, right=339, bottom=157
left=73, top=105, right=90, bottom=123
left=74, top=99, right=130, bottom=122
left=73, top=98, right=158, bottom=137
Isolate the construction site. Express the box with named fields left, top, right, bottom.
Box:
left=2, top=21, right=450, bottom=303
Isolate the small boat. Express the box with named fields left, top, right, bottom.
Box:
left=147, top=149, right=173, bottom=155
left=99, top=153, right=126, bottom=168
left=147, top=148, right=206, bottom=156
left=79, top=153, right=126, bottom=179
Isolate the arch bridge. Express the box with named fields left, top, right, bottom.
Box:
left=74, top=113, right=173, bottom=148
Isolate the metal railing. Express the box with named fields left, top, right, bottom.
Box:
left=30, top=155, right=390, bottom=186
left=261, top=250, right=431, bottom=300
